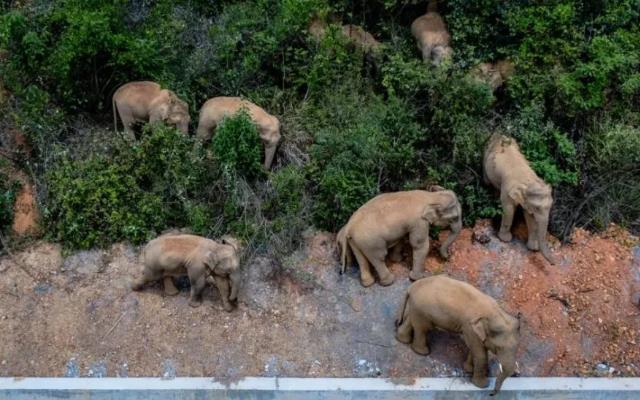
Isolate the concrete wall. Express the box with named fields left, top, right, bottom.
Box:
left=1, top=377, right=639, bottom=399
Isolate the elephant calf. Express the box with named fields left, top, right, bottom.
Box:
left=196, top=97, right=281, bottom=169
left=309, top=17, right=382, bottom=54
left=112, top=81, right=190, bottom=139
left=483, top=133, right=555, bottom=264
left=337, top=188, right=462, bottom=287
left=396, top=275, right=520, bottom=395
left=411, top=0, right=452, bottom=66
left=132, top=234, right=242, bottom=312
left=471, top=60, right=514, bottom=92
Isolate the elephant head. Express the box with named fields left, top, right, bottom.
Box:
left=167, top=96, right=190, bottom=134
left=423, top=189, right=463, bottom=259
left=471, top=312, right=521, bottom=395
left=509, top=181, right=555, bottom=264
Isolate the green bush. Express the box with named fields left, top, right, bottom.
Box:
left=0, top=168, right=20, bottom=237
left=45, top=125, right=213, bottom=249
left=212, top=110, right=265, bottom=181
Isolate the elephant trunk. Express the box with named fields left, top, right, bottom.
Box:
left=491, top=354, right=516, bottom=396
left=439, top=218, right=462, bottom=259
left=537, top=217, right=555, bottom=265
left=229, top=270, right=241, bottom=301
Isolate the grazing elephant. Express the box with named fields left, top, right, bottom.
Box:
left=483, top=133, right=556, bottom=264
left=337, top=188, right=462, bottom=287
left=396, top=275, right=520, bottom=395
left=309, top=17, right=382, bottom=54
left=112, top=81, right=190, bottom=139
left=132, top=234, right=242, bottom=312
left=196, top=97, right=281, bottom=169
left=471, top=60, right=515, bottom=92
left=411, top=0, right=452, bottom=66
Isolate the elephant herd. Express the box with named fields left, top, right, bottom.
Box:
left=123, top=0, right=558, bottom=394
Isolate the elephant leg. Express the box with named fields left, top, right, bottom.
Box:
left=196, top=120, right=215, bottom=142
left=463, top=352, right=474, bottom=374
left=188, top=272, right=206, bottom=308
left=116, top=107, right=137, bottom=140
left=408, top=226, right=429, bottom=281
left=395, top=304, right=413, bottom=344
left=471, top=348, right=489, bottom=388
left=410, top=316, right=431, bottom=355
left=363, top=245, right=394, bottom=286
left=389, top=242, right=404, bottom=263
left=263, top=142, right=277, bottom=170
left=524, top=211, right=539, bottom=250
left=213, top=275, right=233, bottom=312
left=498, top=199, right=515, bottom=242
left=350, top=242, right=376, bottom=287
left=163, top=276, right=179, bottom=296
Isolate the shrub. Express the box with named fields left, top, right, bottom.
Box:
left=0, top=168, right=20, bottom=237
left=45, top=125, right=212, bottom=249
left=212, top=110, right=265, bottom=181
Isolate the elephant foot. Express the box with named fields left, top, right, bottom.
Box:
left=527, top=240, right=540, bottom=251
left=439, top=249, right=449, bottom=260
left=378, top=272, right=395, bottom=286
left=498, top=231, right=513, bottom=242
left=222, top=302, right=234, bottom=312
left=411, top=342, right=430, bottom=356
left=188, top=299, right=202, bottom=308
left=131, top=280, right=144, bottom=291
left=395, top=330, right=412, bottom=344
left=471, top=375, right=489, bottom=389
left=360, top=275, right=376, bottom=288
left=164, top=279, right=179, bottom=296
left=409, top=270, right=425, bottom=282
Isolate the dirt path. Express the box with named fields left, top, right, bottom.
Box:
left=0, top=220, right=638, bottom=379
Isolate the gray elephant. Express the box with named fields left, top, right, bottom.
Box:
left=483, top=133, right=555, bottom=264
left=337, top=188, right=462, bottom=287
left=132, top=233, right=242, bottom=312
left=396, top=275, right=520, bottom=395
left=411, top=0, right=452, bottom=66
left=112, top=81, right=190, bottom=139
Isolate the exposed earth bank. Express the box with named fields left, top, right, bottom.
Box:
left=0, top=220, right=638, bottom=379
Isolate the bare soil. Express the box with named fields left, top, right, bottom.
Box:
left=0, top=220, right=638, bottom=379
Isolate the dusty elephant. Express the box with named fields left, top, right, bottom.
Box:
left=112, top=81, right=190, bottom=139
left=483, top=133, right=556, bottom=264
left=309, top=17, right=382, bottom=54
left=471, top=60, right=515, bottom=92
left=396, top=275, right=520, bottom=395
left=132, top=234, right=242, bottom=312
left=411, top=0, right=452, bottom=66
left=337, top=188, right=462, bottom=287
left=196, top=97, right=281, bottom=169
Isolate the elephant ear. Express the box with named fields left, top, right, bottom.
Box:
left=507, top=184, right=526, bottom=206
left=421, top=203, right=440, bottom=223
left=471, top=317, right=488, bottom=343
left=203, top=250, right=219, bottom=274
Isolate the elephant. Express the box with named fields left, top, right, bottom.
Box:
left=309, top=17, right=382, bottom=54
left=411, top=0, right=452, bottom=66
left=337, top=188, right=462, bottom=287
left=132, top=233, right=243, bottom=312
left=471, top=60, right=515, bottom=92
left=396, top=275, right=521, bottom=395
left=196, top=97, right=281, bottom=169
left=112, top=81, right=190, bottom=139
left=483, top=133, right=556, bottom=264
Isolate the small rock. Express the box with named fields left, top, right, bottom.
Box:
left=472, top=231, right=491, bottom=245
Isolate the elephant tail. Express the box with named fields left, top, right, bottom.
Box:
left=112, top=95, right=119, bottom=133
left=337, top=227, right=350, bottom=274
left=395, top=291, right=410, bottom=328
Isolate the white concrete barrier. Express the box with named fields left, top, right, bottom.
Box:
left=0, top=377, right=639, bottom=399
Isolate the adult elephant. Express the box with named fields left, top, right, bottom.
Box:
left=112, top=81, right=190, bottom=139
left=396, top=275, right=521, bottom=395
left=196, top=97, right=281, bottom=169
left=337, top=188, right=462, bottom=287
left=483, top=133, right=555, bottom=264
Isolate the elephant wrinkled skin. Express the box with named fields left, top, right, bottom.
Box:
left=112, top=81, right=190, bottom=138
left=396, top=275, right=520, bottom=395
left=132, top=234, right=242, bottom=312
left=337, top=188, right=462, bottom=287
left=196, top=96, right=281, bottom=169
left=483, top=133, right=556, bottom=264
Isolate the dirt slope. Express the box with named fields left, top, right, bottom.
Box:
left=0, top=220, right=638, bottom=379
